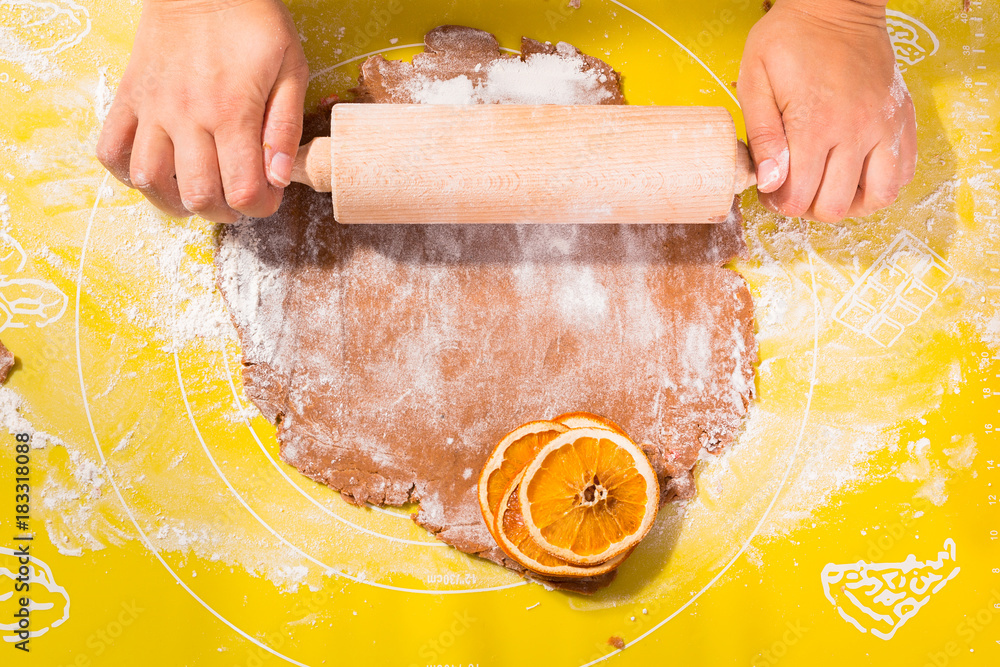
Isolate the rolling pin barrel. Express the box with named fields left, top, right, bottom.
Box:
left=292, top=105, right=755, bottom=224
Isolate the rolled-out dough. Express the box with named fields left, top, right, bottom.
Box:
left=0, top=339, right=13, bottom=383
left=216, top=26, right=756, bottom=590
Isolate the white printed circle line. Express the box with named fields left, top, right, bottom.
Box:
left=176, top=345, right=522, bottom=593
left=74, top=173, right=311, bottom=667
left=606, top=0, right=740, bottom=108
left=307, top=42, right=453, bottom=521
left=0, top=232, right=28, bottom=273
left=217, top=344, right=451, bottom=547
left=575, top=4, right=814, bottom=664
left=310, top=44, right=522, bottom=83
left=580, top=250, right=821, bottom=666
left=219, top=346, right=406, bottom=521
left=309, top=43, right=426, bottom=83
left=73, top=10, right=800, bottom=665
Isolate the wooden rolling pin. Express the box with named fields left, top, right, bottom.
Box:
left=290, top=105, right=756, bottom=224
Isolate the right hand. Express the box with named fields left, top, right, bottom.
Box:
left=97, top=0, right=309, bottom=223
left=737, top=0, right=916, bottom=222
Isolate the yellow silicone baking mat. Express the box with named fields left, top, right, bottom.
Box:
left=0, top=0, right=997, bottom=664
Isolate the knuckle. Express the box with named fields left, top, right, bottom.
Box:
left=215, top=102, right=264, bottom=132
left=95, top=137, right=118, bottom=168
left=225, top=184, right=266, bottom=212
left=745, top=126, right=785, bottom=150
left=96, top=132, right=133, bottom=180
left=779, top=196, right=811, bottom=218
left=879, top=191, right=900, bottom=208
left=847, top=108, right=875, bottom=134
left=129, top=163, right=155, bottom=189
left=868, top=186, right=899, bottom=210
left=202, top=207, right=240, bottom=224
left=285, top=56, right=310, bottom=83
left=853, top=203, right=879, bottom=219
left=181, top=190, right=219, bottom=213
left=266, top=116, right=303, bottom=141
left=812, top=205, right=847, bottom=223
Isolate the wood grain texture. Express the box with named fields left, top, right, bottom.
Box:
left=290, top=137, right=332, bottom=192
left=288, top=105, right=752, bottom=224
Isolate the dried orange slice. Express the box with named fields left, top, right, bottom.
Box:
left=519, top=427, right=659, bottom=565
left=554, top=411, right=627, bottom=436
left=478, top=420, right=568, bottom=532
left=494, top=476, right=626, bottom=578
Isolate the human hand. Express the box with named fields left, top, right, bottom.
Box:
left=737, top=0, right=916, bottom=222
left=97, top=0, right=308, bottom=223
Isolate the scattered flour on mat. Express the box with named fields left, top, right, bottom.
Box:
left=2, top=381, right=316, bottom=583
left=0, top=386, right=116, bottom=556
left=0, top=28, right=60, bottom=83
left=706, top=187, right=979, bottom=547
left=118, top=207, right=237, bottom=352
left=0, top=0, right=92, bottom=83
left=0, top=386, right=68, bottom=449
left=12, top=31, right=994, bottom=593
left=693, top=405, right=896, bottom=541
left=896, top=434, right=978, bottom=507
left=92, top=65, right=114, bottom=123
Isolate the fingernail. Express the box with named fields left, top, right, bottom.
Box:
left=757, top=158, right=781, bottom=192
left=269, top=152, right=293, bottom=187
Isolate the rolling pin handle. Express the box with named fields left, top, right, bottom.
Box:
left=734, top=139, right=756, bottom=193
left=290, top=137, right=333, bottom=192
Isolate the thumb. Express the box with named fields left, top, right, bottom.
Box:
left=737, top=61, right=789, bottom=194
left=262, top=49, right=309, bottom=188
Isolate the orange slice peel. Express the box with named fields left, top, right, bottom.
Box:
left=477, top=420, right=568, bottom=532
left=518, top=427, right=659, bottom=566
left=494, top=474, right=626, bottom=578
left=553, top=411, right=627, bottom=436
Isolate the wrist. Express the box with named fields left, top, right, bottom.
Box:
left=776, top=0, right=887, bottom=29
left=142, top=0, right=261, bottom=13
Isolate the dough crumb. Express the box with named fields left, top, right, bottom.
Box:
left=0, top=340, right=14, bottom=383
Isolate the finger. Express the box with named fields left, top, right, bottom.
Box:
left=848, top=100, right=918, bottom=218
left=174, top=128, right=239, bottom=224
left=96, top=96, right=139, bottom=186
left=896, top=98, right=918, bottom=186
left=849, top=144, right=902, bottom=218
left=808, top=145, right=866, bottom=223
left=760, top=133, right=829, bottom=219
left=129, top=123, right=186, bottom=217
left=737, top=59, right=789, bottom=193
left=262, top=49, right=309, bottom=189
left=216, top=114, right=281, bottom=218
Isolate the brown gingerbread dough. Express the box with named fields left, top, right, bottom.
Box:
left=353, top=24, right=623, bottom=104
left=216, top=26, right=756, bottom=589
left=0, top=340, right=12, bottom=383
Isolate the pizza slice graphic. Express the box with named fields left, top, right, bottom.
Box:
left=821, top=538, right=959, bottom=640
